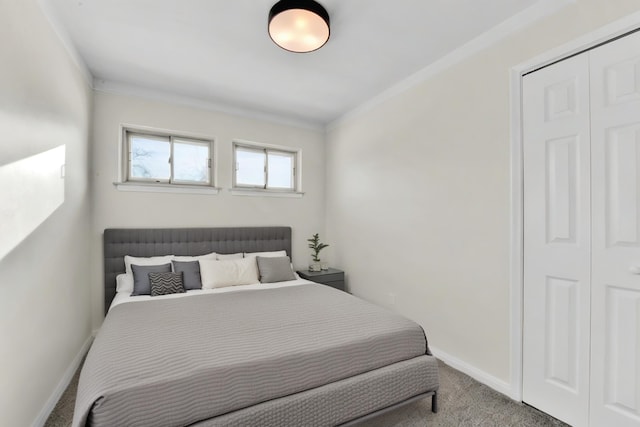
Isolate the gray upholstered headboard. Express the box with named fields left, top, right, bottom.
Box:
left=103, top=227, right=292, bottom=315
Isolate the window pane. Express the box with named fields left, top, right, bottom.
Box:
left=173, top=140, right=209, bottom=183
left=267, top=151, right=294, bottom=189
left=236, top=148, right=265, bottom=187
left=129, top=134, right=170, bottom=180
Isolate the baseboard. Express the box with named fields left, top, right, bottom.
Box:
left=32, top=334, right=94, bottom=427
left=430, top=346, right=517, bottom=400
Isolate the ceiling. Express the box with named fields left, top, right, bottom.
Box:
left=45, top=0, right=540, bottom=127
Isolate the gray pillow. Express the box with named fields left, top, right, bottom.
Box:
left=256, top=256, right=296, bottom=283
left=172, top=260, right=202, bottom=290
left=149, top=272, right=185, bottom=297
left=131, top=263, right=172, bottom=296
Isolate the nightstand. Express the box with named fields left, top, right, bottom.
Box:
left=297, top=268, right=346, bottom=292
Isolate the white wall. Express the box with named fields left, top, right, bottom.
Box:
left=0, top=0, right=93, bottom=425
left=90, top=91, right=325, bottom=328
left=325, top=0, right=640, bottom=389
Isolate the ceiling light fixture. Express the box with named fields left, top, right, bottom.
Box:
left=268, top=0, right=330, bottom=53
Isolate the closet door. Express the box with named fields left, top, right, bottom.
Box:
left=522, top=53, right=592, bottom=427
left=590, top=30, right=640, bottom=427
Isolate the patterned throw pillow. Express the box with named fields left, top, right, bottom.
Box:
left=148, top=272, right=186, bottom=297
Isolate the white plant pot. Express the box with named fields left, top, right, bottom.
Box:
left=309, top=262, right=321, bottom=272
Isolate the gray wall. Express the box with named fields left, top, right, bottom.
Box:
left=0, top=0, right=93, bottom=425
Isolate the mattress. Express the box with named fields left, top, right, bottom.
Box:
left=73, top=283, right=432, bottom=427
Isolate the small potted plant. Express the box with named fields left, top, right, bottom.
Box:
left=307, top=233, right=329, bottom=272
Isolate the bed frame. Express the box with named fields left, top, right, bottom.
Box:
left=102, top=226, right=437, bottom=426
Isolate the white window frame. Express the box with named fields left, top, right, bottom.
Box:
left=116, top=126, right=218, bottom=195
left=232, top=141, right=302, bottom=196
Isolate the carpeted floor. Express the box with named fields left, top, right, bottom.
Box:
left=45, top=360, right=568, bottom=426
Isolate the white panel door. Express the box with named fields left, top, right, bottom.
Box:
left=523, top=53, right=592, bottom=427
left=590, top=30, right=640, bottom=427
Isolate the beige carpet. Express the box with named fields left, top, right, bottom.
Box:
left=45, top=360, right=568, bottom=426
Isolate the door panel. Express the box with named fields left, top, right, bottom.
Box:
left=604, top=287, right=640, bottom=416
left=523, top=53, right=591, bottom=427
left=544, top=276, right=579, bottom=391
left=605, top=124, right=640, bottom=247
left=546, top=136, right=579, bottom=244
left=590, top=30, right=640, bottom=427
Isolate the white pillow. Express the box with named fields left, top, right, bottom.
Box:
left=244, top=250, right=287, bottom=258
left=200, top=258, right=259, bottom=289
left=124, top=255, right=174, bottom=276
left=116, top=273, right=134, bottom=293
left=216, top=253, right=244, bottom=260
left=172, top=251, right=217, bottom=262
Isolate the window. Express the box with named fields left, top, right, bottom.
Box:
left=233, top=142, right=298, bottom=192
left=124, top=129, right=213, bottom=187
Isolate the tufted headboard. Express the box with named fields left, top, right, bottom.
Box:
left=103, top=227, right=292, bottom=315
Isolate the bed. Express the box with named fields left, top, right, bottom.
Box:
left=73, top=227, right=439, bottom=427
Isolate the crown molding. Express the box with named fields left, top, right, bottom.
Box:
left=37, top=0, right=574, bottom=134
left=93, top=79, right=325, bottom=133
left=36, top=0, right=94, bottom=87
left=327, top=0, right=576, bottom=131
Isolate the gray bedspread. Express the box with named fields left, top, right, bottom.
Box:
left=73, top=284, right=429, bottom=427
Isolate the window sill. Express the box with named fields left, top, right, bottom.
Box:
left=230, top=188, right=304, bottom=198
left=114, top=182, right=220, bottom=195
